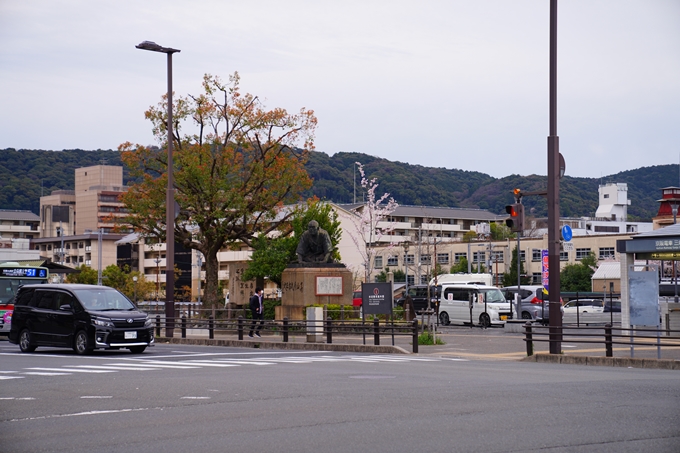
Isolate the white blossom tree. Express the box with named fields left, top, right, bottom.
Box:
left=346, top=163, right=399, bottom=282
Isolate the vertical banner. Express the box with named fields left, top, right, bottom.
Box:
left=541, top=249, right=549, bottom=294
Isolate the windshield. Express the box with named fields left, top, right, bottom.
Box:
left=72, top=288, right=136, bottom=311
left=0, top=279, right=42, bottom=305
left=480, top=288, right=506, bottom=303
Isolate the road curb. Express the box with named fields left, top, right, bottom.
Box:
left=158, top=337, right=410, bottom=354
left=522, top=353, right=680, bottom=370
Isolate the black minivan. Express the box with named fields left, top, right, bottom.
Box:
left=9, top=284, right=154, bottom=355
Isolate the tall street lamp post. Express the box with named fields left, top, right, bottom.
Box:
left=547, top=1, right=563, bottom=354
left=136, top=41, right=181, bottom=337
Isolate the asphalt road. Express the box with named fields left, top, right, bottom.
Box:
left=1, top=341, right=679, bottom=453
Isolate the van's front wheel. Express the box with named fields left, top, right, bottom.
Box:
left=479, top=313, right=491, bottom=328
left=74, top=330, right=93, bottom=355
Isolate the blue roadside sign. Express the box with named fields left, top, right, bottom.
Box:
left=561, top=225, right=572, bottom=242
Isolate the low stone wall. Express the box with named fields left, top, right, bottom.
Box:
left=523, top=353, right=680, bottom=370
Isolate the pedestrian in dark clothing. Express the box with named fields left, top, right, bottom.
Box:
left=249, top=287, right=264, bottom=338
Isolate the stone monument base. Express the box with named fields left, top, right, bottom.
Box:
left=275, top=265, right=354, bottom=320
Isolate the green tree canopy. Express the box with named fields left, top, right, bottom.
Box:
left=243, top=199, right=341, bottom=286
left=119, top=72, right=317, bottom=308
left=560, top=252, right=597, bottom=291
left=375, top=267, right=406, bottom=283
left=66, top=265, right=98, bottom=285
left=502, top=246, right=531, bottom=287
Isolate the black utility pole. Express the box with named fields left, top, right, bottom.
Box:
left=547, top=0, right=562, bottom=354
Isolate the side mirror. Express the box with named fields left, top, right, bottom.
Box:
left=59, top=304, right=71, bottom=311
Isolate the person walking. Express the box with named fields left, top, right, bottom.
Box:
left=249, top=287, right=264, bottom=338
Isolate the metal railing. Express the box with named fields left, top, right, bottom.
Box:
left=152, top=315, right=421, bottom=353
left=523, top=323, right=680, bottom=359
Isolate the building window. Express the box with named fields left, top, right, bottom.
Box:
left=532, top=249, right=542, bottom=262
left=532, top=273, right=542, bottom=285
left=420, top=275, right=428, bottom=285
left=598, top=247, right=615, bottom=259
left=454, top=252, right=467, bottom=263
left=490, top=250, right=504, bottom=263
left=560, top=251, right=569, bottom=261
left=519, top=250, right=526, bottom=261
left=437, top=253, right=449, bottom=265
left=405, top=254, right=415, bottom=265
left=594, top=225, right=619, bottom=233
left=407, top=275, right=415, bottom=285
left=473, top=252, right=485, bottom=263
left=420, top=254, right=431, bottom=265
left=387, top=256, right=398, bottom=266
left=374, top=255, right=383, bottom=269
left=576, top=248, right=591, bottom=260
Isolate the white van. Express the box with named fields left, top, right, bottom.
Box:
left=438, top=284, right=512, bottom=327
left=430, top=273, right=493, bottom=286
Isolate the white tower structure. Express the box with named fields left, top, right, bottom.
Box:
left=595, top=183, right=630, bottom=221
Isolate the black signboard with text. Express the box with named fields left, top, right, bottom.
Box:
left=361, top=282, right=393, bottom=315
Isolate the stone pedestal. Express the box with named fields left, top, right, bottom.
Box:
left=275, top=264, right=353, bottom=320
left=306, top=306, right=324, bottom=342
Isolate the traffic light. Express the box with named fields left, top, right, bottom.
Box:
left=505, top=203, right=524, bottom=233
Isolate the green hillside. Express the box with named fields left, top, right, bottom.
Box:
left=1, top=148, right=676, bottom=221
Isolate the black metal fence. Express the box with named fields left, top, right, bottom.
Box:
left=152, top=315, right=421, bottom=353
left=523, top=322, right=680, bottom=359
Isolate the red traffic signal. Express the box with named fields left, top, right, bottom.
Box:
left=505, top=203, right=524, bottom=233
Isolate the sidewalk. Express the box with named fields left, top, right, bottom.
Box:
left=158, top=324, right=680, bottom=370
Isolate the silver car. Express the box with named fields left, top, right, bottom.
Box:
left=501, top=285, right=554, bottom=323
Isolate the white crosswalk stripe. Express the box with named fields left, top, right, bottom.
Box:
left=72, top=365, right=161, bottom=371
left=25, top=367, right=116, bottom=374
left=5, top=354, right=448, bottom=380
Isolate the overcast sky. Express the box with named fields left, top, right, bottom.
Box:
left=1, top=0, right=678, bottom=179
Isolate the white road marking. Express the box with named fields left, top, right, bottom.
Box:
left=125, top=360, right=211, bottom=368
left=10, top=407, right=149, bottom=422
left=209, top=360, right=275, bottom=366
left=23, top=372, right=70, bottom=376
left=181, top=396, right=211, bottom=399
left=72, top=365, right=160, bottom=371
left=179, top=361, right=240, bottom=368
left=81, top=396, right=113, bottom=399
left=25, top=367, right=115, bottom=374
left=1, top=354, right=448, bottom=381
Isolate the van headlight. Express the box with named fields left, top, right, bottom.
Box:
left=144, top=317, right=154, bottom=328
left=93, top=318, right=114, bottom=328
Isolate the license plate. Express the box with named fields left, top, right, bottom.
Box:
left=500, top=315, right=507, bottom=321
left=125, top=331, right=137, bottom=339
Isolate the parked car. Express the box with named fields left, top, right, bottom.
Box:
left=500, top=285, right=554, bottom=323
left=562, top=299, right=604, bottom=314
left=395, top=285, right=441, bottom=313
left=9, top=284, right=154, bottom=355
left=603, top=300, right=621, bottom=313
left=352, top=291, right=362, bottom=307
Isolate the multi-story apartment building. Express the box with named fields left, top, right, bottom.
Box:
left=34, top=165, right=129, bottom=272
left=0, top=210, right=41, bottom=262
left=0, top=209, right=40, bottom=240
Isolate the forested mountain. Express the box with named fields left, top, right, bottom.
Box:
left=1, top=148, right=677, bottom=221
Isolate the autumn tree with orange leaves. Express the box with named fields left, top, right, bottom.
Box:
left=119, top=72, right=316, bottom=308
